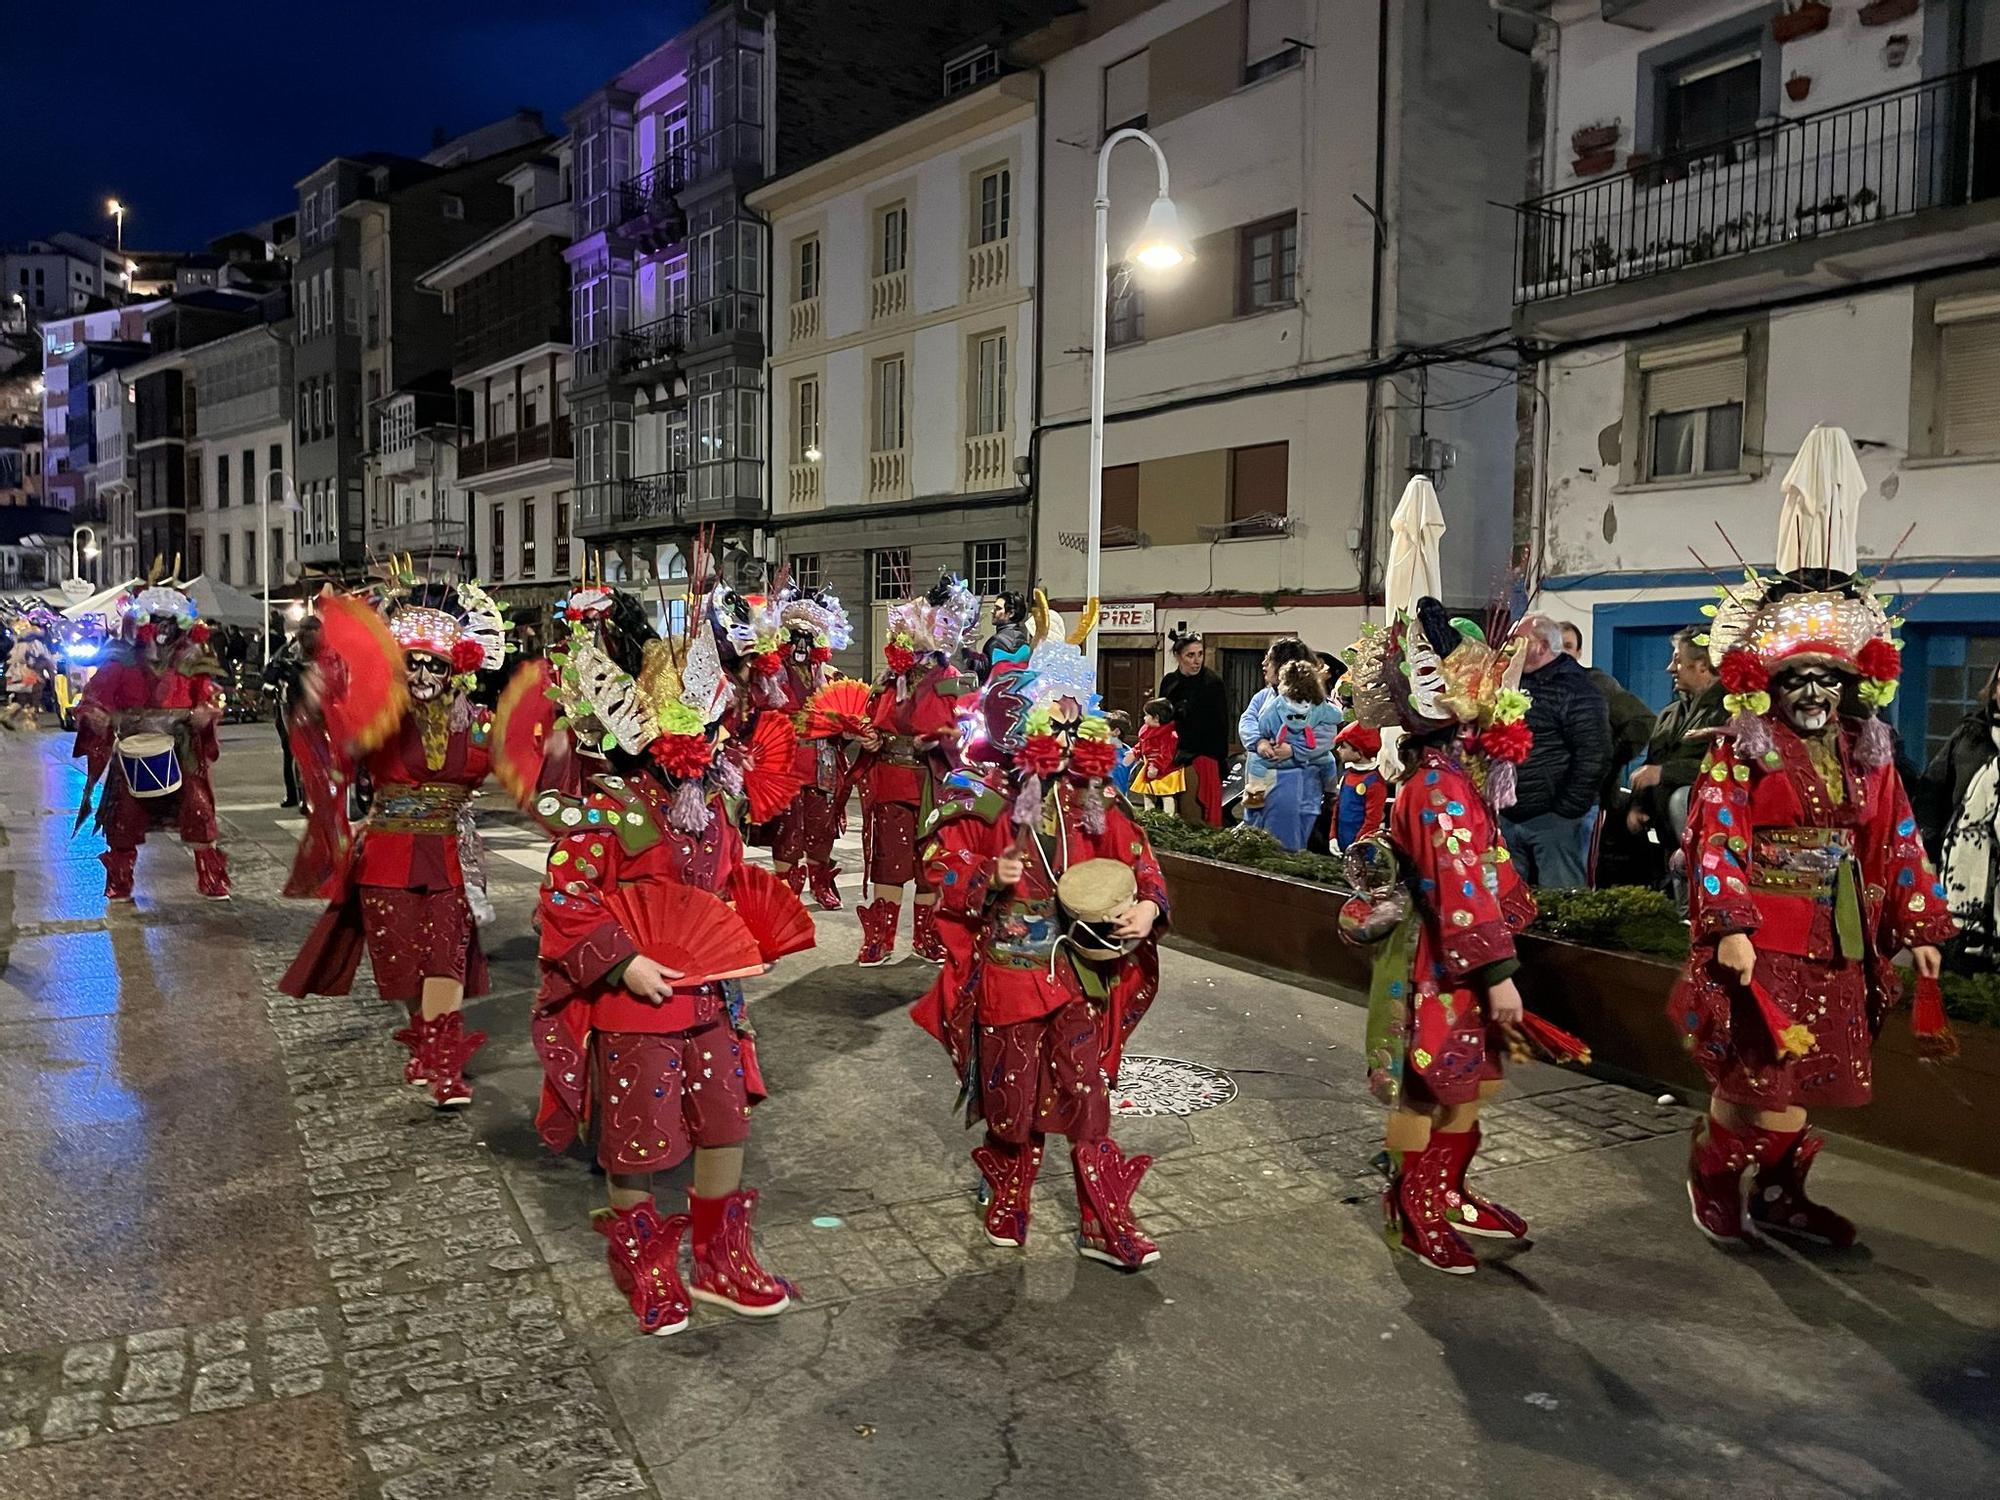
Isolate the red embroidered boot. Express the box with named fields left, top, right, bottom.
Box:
left=779, top=863, right=807, bottom=896
left=422, top=1010, right=487, bottom=1110
left=1072, top=1138, right=1160, bottom=1269
left=912, top=901, right=947, bottom=965
left=594, top=1200, right=692, bottom=1337
left=102, top=849, right=136, bottom=902
left=1384, top=1138, right=1478, bottom=1274
left=194, top=847, right=231, bottom=900
left=689, top=1188, right=795, bottom=1316
left=391, top=1004, right=431, bottom=1087
left=1436, top=1125, right=1528, bottom=1240
left=856, top=899, right=898, bottom=967
left=1749, top=1129, right=1857, bottom=1248
left=1686, top=1115, right=1779, bottom=1245
left=973, top=1135, right=1043, bottom=1248
left=808, top=860, right=844, bottom=912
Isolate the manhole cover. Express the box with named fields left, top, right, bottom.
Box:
left=1111, top=1055, right=1237, bottom=1117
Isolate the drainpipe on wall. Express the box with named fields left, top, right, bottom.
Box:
left=1027, top=60, right=1047, bottom=603
left=1357, top=0, right=1391, bottom=616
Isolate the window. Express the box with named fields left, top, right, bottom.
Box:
left=1938, top=311, right=2000, bottom=457
left=1659, top=37, right=1763, bottom=157
left=216, top=453, right=230, bottom=508
left=790, top=552, right=821, bottom=592
left=1103, top=463, right=1140, bottom=541
left=272, top=527, right=285, bottom=578
left=969, top=540, right=1007, bottom=596
left=1108, top=263, right=1145, bottom=347
left=187, top=534, right=204, bottom=577
left=1239, top=214, right=1299, bottom=312
left=490, top=502, right=505, bottom=580
left=969, top=332, right=1007, bottom=437
left=1103, top=50, right=1149, bottom=133
left=1228, top=442, right=1290, bottom=522
left=873, top=355, right=906, bottom=452
left=1641, top=338, right=1747, bottom=479
left=1925, top=634, right=2000, bottom=760
left=554, top=492, right=570, bottom=577
left=269, top=444, right=283, bottom=496
left=243, top=530, right=258, bottom=586
left=944, top=46, right=999, bottom=98
left=441, top=194, right=464, bottom=220
left=521, top=498, right=537, bottom=578
left=794, top=376, right=821, bottom=461
left=1244, top=0, right=1305, bottom=84
left=872, top=547, right=911, bottom=602
left=794, top=236, right=820, bottom=303
left=523, top=388, right=540, bottom=429
left=241, top=450, right=254, bottom=511
left=878, top=204, right=908, bottom=276
left=220, top=531, right=232, bottom=582
left=975, top=168, right=1011, bottom=245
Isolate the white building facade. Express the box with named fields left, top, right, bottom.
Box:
left=184, top=323, right=296, bottom=593
left=1518, top=0, right=2000, bottom=765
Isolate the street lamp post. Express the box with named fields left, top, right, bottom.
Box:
left=1086, top=128, right=1191, bottom=676
left=107, top=200, right=125, bottom=259
left=262, top=469, right=300, bottom=661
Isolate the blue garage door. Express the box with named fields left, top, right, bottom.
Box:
left=1611, top=627, right=1682, bottom=715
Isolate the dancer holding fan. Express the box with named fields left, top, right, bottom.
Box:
left=532, top=580, right=811, bottom=1336
left=769, top=582, right=855, bottom=909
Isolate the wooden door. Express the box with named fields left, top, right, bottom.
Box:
left=1098, top=648, right=1153, bottom=732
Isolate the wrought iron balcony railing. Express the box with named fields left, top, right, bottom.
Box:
left=616, top=313, right=688, bottom=377
left=1514, top=62, right=2000, bottom=306
left=616, top=154, right=689, bottom=229
left=575, top=471, right=688, bottom=535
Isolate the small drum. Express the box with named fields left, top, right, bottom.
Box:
left=117, top=733, right=183, bottom=799
left=1057, top=858, right=1139, bottom=962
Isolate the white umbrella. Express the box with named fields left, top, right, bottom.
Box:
left=1382, top=475, right=1447, bottom=616
left=62, top=578, right=142, bottom=621
left=1777, top=424, right=1866, bottom=575
left=184, top=574, right=270, bottom=628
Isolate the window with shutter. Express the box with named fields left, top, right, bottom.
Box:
left=1641, top=343, right=1746, bottom=479
left=1245, top=0, right=1305, bottom=82
left=1102, top=463, right=1140, bottom=542
left=1940, top=317, right=2000, bottom=457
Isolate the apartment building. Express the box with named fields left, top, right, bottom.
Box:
left=1027, top=0, right=1530, bottom=722
left=753, top=70, right=1037, bottom=674
left=1516, top=0, right=2000, bottom=765
left=3, top=232, right=128, bottom=316
left=418, top=150, right=574, bottom=614
left=38, top=301, right=166, bottom=510
left=182, top=322, right=294, bottom=592
left=86, top=363, right=134, bottom=584
left=367, top=380, right=466, bottom=580
left=0, top=426, right=43, bottom=508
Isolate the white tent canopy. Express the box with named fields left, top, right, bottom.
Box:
left=184, top=574, right=270, bottom=628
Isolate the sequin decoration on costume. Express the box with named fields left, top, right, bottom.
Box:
left=1106, top=1055, right=1238, bottom=1118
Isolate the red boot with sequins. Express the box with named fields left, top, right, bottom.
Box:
left=1385, top=1138, right=1477, bottom=1274
left=779, top=863, right=807, bottom=896
left=808, top=860, right=844, bottom=912
left=973, top=1135, right=1043, bottom=1248
left=689, top=1188, right=795, bottom=1316
left=102, top=849, right=136, bottom=902
left=1436, top=1125, right=1528, bottom=1241
left=421, top=1010, right=487, bottom=1110
left=594, top=1200, right=692, bottom=1336
left=392, top=1005, right=432, bottom=1087
left=194, top=847, right=231, bottom=900
left=1687, top=1115, right=1781, bottom=1245
left=856, top=899, right=898, bottom=966
left=1072, top=1138, right=1160, bottom=1269
left=1749, top=1128, right=1857, bottom=1248
left=912, top=901, right=947, bottom=965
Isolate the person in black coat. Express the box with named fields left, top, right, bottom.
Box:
left=1158, top=627, right=1229, bottom=825
left=1918, top=663, right=2000, bottom=972
left=1501, top=614, right=1613, bottom=889
left=262, top=616, right=321, bottom=808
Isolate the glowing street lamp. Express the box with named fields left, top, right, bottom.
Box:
left=107, top=199, right=126, bottom=258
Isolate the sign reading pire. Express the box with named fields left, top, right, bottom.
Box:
left=1100, top=602, right=1156, bottom=633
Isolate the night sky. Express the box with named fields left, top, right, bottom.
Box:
left=8, top=0, right=704, bottom=253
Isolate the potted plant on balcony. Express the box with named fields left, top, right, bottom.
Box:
left=1571, top=121, right=1620, bottom=155
left=1786, top=72, right=1813, bottom=102
left=1573, top=146, right=1618, bottom=178
left=1772, top=1, right=1831, bottom=43
left=1860, top=0, right=1919, bottom=25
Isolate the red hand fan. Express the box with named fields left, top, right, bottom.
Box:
left=490, top=657, right=554, bottom=808
left=1506, top=1011, right=1593, bottom=1068
left=804, top=677, right=871, bottom=740
left=743, top=711, right=806, bottom=824
left=604, top=885, right=768, bottom=987
left=317, top=592, right=408, bottom=756
left=731, top=863, right=818, bottom=961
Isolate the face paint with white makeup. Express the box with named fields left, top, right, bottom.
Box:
left=406, top=651, right=451, bottom=703
left=1772, top=664, right=1845, bottom=735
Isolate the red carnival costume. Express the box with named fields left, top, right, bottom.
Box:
left=281, top=578, right=547, bottom=1109
left=73, top=581, right=230, bottom=901
left=913, top=618, right=1171, bottom=1270
left=533, top=580, right=811, bottom=1336
left=1675, top=429, right=1953, bottom=1249
left=768, top=585, right=854, bottom=910
left=851, top=574, right=978, bottom=966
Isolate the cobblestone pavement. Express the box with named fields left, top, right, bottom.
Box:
left=3, top=726, right=1998, bottom=1500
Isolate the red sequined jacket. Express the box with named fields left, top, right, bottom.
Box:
left=856, top=662, right=962, bottom=806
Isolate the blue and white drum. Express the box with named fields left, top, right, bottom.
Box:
left=117, top=733, right=183, bottom=799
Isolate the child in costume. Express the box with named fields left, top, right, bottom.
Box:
left=913, top=625, right=1171, bottom=1271
left=1126, top=698, right=1185, bottom=812
left=1243, top=659, right=1342, bottom=851
left=1332, top=721, right=1389, bottom=850
left=73, top=579, right=231, bottom=900
left=850, top=573, right=979, bottom=966
left=280, top=573, right=543, bottom=1109
left=532, top=581, right=811, bottom=1336
left=1676, top=431, right=1951, bottom=1249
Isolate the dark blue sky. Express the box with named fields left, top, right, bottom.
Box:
left=10, top=1, right=704, bottom=251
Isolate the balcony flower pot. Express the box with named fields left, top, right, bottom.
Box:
left=1772, top=1, right=1830, bottom=42
left=1571, top=122, right=1620, bottom=154
left=1859, top=0, right=1919, bottom=25
left=1573, top=147, right=1618, bottom=178
left=1786, top=73, right=1813, bottom=102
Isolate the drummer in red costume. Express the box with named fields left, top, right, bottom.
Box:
left=851, top=573, right=979, bottom=966
left=768, top=584, right=854, bottom=910
left=532, top=582, right=812, bottom=1336
left=74, top=579, right=231, bottom=901
left=280, top=576, right=548, bottom=1109
left=913, top=621, right=1171, bottom=1270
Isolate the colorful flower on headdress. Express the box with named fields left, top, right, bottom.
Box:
left=1479, top=720, right=1533, bottom=766
left=1069, top=738, right=1117, bottom=780
left=649, top=730, right=714, bottom=779
left=1719, top=648, right=1771, bottom=718
left=884, top=641, right=917, bottom=677
left=1017, top=734, right=1067, bottom=778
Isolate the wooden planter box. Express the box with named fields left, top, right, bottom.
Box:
left=1570, top=123, right=1619, bottom=154
left=1156, top=849, right=2000, bottom=1178
left=1773, top=2, right=1831, bottom=43
left=1859, top=0, right=1919, bottom=25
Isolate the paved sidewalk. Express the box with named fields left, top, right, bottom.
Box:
left=1, top=724, right=1996, bottom=1499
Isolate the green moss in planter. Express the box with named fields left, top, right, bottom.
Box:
left=1527, top=886, right=1692, bottom=961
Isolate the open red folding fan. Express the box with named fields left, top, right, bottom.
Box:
left=317, top=592, right=408, bottom=755
left=490, top=658, right=554, bottom=808
left=604, top=885, right=767, bottom=986
left=804, top=677, right=870, bottom=740
left=730, top=863, right=817, bottom=962
left=1504, top=1011, right=1593, bottom=1068
left=743, top=711, right=806, bottom=823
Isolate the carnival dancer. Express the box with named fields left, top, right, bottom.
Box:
left=1676, top=428, right=1952, bottom=1249
left=850, top=573, right=979, bottom=966
left=279, top=575, right=541, bottom=1110
left=913, top=623, right=1171, bottom=1270
left=73, top=577, right=231, bottom=901
left=3, top=611, right=58, bottom=730
left=769, top=583, right=854, bottom=909
left=531, top=582, right=811, bottom=1335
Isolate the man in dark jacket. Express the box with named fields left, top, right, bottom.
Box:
left=261, top=615, right=321, bottom=809
left=1597, top=626, right=1729, bottom=888
left=1562, top=621, right=1656, bottom=809
left=1502, top=615, right=1612, bottom=888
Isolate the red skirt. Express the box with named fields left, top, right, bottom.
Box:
left=976, top=998, right=1111, bottom=1146
left=1675, top=947, right=1875, bottom=1111
left=773, top=786, right=840, bottom=865
left=865, top=800, right=919, bottom=886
